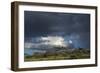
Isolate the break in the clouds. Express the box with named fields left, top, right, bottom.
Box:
left=24, top=11, right=90, bottom=49
left=25, top=36, right=67, bottom=49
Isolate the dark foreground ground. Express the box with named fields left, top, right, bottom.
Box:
left=24, top=47, right=90, bottom=62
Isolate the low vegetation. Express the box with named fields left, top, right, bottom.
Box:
left=24, top=47, right=90, bottom=62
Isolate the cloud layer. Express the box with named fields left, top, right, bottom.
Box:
left=24, top=11, right=90, bottom=49
left=25, top=36, right=68, bottom=49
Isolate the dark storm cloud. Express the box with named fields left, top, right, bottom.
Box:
left=24, top=11, right=90, bottom=48
left=24, top=11, right=90, bottom=37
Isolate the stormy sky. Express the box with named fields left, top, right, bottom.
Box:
left=24, top=11, right=90, bottom=48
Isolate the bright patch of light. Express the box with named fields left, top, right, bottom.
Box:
left=69, top=40, right=73, bottom=44
left=25, top=36, right=68, bottom=49
left=41, top=36, right=66, bottom=47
